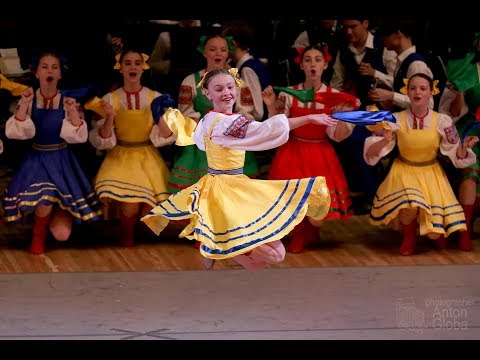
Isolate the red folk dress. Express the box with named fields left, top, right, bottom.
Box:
left=269, top=85, right=353, bottom=220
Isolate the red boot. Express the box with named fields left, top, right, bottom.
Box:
left=289, top=219, right=319, bottom=253
left=289, top=220, right=306, bottom=253
left=120, top=213, right=137, bottom=247
left=400, top=220, right=417, bottom=256
left=459, top=204, right=474, bottom=251
left=31, top=214, right=51, bottom=254
left=435, top=235, right=447, bottom=250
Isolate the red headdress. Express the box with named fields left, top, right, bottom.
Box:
left=293, top=48, right=305, bottom=65
left=293, top=43, right=332, bottom=65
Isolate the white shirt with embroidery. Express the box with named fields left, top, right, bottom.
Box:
left=192, top=112, right=290, bottom=151
left=5, top=89, right=87, bottom=143
left=363, top=110, right=475, bottom=168
left=89, top=87, right=176, bottom=150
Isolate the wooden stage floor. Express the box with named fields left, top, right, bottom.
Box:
left=1, top=215, right=479, bottom=273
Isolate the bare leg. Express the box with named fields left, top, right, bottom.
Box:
left=233, top=240, right=286, bottom=270
left=251, top=240, right=286, bottom=264
left=49, top=208, right=73, bottom=241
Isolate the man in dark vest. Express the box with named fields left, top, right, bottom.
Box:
left=368, top=18, right=434, bottom=111
left=148, top=20, right=206, bottom=96
left=330, top=18, right=396, bottom=214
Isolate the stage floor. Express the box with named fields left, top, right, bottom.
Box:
left=0, top=265, right=479, bottom=340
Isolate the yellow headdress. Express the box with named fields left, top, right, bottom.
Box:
left=228, top=68, right=244, bottom=87
left=196, top=68, right=244, bottom=89
left=113, top=53, right=150, bottom=70
left=399, top=78, right=440, bottom=95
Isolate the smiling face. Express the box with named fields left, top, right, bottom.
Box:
left=204, top=73, right=237, bottom=113
left=119, top=51, right=144, bottom=85
left=35, top=55, right=62, bottom=86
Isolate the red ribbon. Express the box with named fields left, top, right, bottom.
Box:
left=313, top=91, right=359, bottom=110
left=294, top=44, right=332, bottom=65
left=294, top=48, right=305, bottom=65
left=322, top=44, right=332, bottom=63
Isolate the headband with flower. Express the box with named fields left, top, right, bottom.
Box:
left=196, top=68, right=244, bottom=89
left=113, top=53, right=150, bottom=70
left=293, top=43, right=332, bottom=65
left=293, top=48, right=305, bottom=65
left=196, top=35, right=235, bottom=54
left=399, top=77, right=440, bottom=96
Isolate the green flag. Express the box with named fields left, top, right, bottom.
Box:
left=446, top=52, right=480, bottom=93
left=273, top=86, right=315, bottom=103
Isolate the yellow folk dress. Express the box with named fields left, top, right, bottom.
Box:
left=369, top=111, right=466, bottom=237
left=94, top=90, right=171, bottom=208
left=142, top=111, right=331, bottom=260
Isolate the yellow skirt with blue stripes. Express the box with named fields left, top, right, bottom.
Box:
left=142, top=174, right=331, bottom=260
left=370, top=159, right=466, bottom=237
left=94, top=144, right=171, bottom=209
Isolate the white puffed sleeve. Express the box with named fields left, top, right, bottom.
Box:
left=5, top=114, right=35, bottom=140
left=60, top=119, right=88, bottom=143
left=89, top=118, right=117, bottom=150
left=149, top=125, right=177, bottom=147
left=363, top=118, right=400, bottom=166
left=193, top=113, right=289, bottom=151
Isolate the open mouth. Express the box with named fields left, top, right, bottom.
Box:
left=128, top=72, right=137, bottom=78
left=46, top=76, right=53, bottom=82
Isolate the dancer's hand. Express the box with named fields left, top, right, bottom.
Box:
left=20, top=87, right=34, bottom=105
left=464, top=135, right=479, bottom=150
left=63, top=97, right=77, bottom=112
left=101, top=100, right=115, bottom=118
left=383, top=128, right=393, bottom=142
left=310, top=113, right=338, bottom=126
left=261, top=85, right=276, bottom=107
